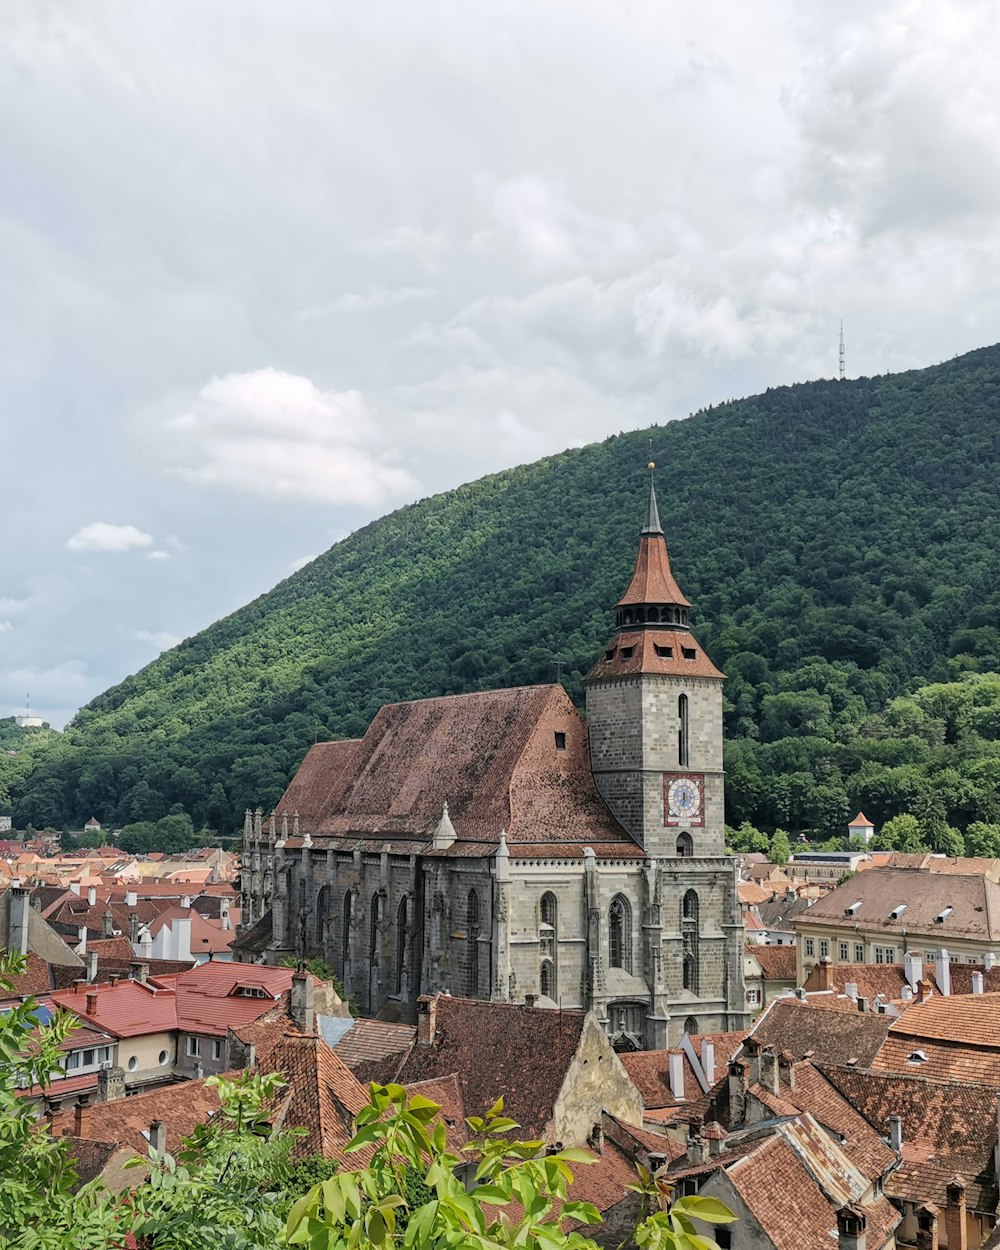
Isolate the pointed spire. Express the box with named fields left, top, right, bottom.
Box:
left=431, top=800, right=457, bottom=850
left=642, top=466, right=663, bottom=536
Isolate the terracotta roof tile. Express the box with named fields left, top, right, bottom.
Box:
left=396, top=997, right=588, bottom=1139
left=271, top=1033, right=371, bottom=1163
left=616, top=532, right=691, bottom=609
left=748, top=945, right=797, bottom=981
left=276, top=686, right=630, bottom=845
left=871, top=1033, right=1000, bottom=1085
left=750, top=998, right=892, bottom=1066
left=403, top=1073, right=468, bottom=1150
left=585, top=629, right=724, bottom=682
left=332, top=1017, right=415, bottom=1085
left=50, top=1077, right=223, bottom=1156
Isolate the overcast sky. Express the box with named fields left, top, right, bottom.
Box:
left=3, top=1, right=1000, bottom=727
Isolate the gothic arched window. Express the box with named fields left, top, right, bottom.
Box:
left=467, top=890, right=481, bottom=996
left=395, top=896, right=409, bottom=995
left=609, top=895, right=632, bottom=973
left=315, top=885, right=329, bottom=946
left=678, top=694, right=690, bottom=768
left=540, top=892, right=557, bottom=956
left=683, top=1015, right=699, bottom=1037
left=682, top=889, right=699, bottom=994
left=676, top=831, right=694, bottom=858
left=342, top=890, right=355, bottom=989
left=540, top=959, right=555, bottom=1000
left=370, top=891, right=385, bottom=963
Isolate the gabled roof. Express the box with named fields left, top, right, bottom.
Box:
left=50, top=1076, right=224, bottom=1156
left=274, top=685, right=629, bottom=845
left=330, top=1017, right=416, bottom=1085
left=396, top=997, right=589, bottom=1139
left=822, top=1064, right=1000, bottom=1214
left=271, top=1034, right=371, bottom=1164
left=51, top=979, right=178, bottom=1038
left=747, top=945, right=797, bottom=981
left=169, top=961, right=297, bottom=1037
left=750, top=998, right=892, bottom=1066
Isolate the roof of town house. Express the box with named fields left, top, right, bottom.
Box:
left=884, top=990, right=1000, bottom=1047
left=804, top=958, right=1000, bottom=1003
left=756, top=893, right=814, bottom=931
left=146, top=906, right=237, bottom=955
left=750, top=998, right=893, bottom=1066
left=330, top=1017, right=416, bottom=1085
left=50, top=979, right=178, bottom=1038
left=849, top=813, right=874, bottom=827
left=872, top=1033, right=1000, bottom=1085
left=0, top=950, right=59, bottom=997
left=822, top=1064, right=1000, bottom=1214
left=738, top=881, right=773, bottom=906
left=747, top=945, right=797, bottom=981
left=49, top=1075, right=224, bottom=1157
left=230, top=909, right=274, bottom=956
left=273, top=685, right=631, bottom=846
left=402, top=1073, right=468, bottom=1150
left=270, top=1034, right=372, bottom=1164
left=229, top=1010, right=303, bottom=1071
left=62, top=1136, right=121, bottom=1186
left=165, top=961, right=298, bottom=1037
left=395, top=997, right=591, bottom=1139
left=51, top=958, right=195, bottom=989
left=616, top=1032, right=744, bottom=1118
left=792, top=867, right=1000, bottom=940
left=84, top=936, right=135, bottom=964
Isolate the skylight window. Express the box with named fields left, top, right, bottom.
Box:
left=844, top=901, right=863, bottom=917
left=935, top=907, right=954, bottom=924
left=889, top=904, right=907, bottom=920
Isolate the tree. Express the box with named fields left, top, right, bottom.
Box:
left=769, top=828, right=791, bottom=866
left=283, top=1084, right=734, bottom=1250
left=965, top=821, right=1000, bottom=858
left=876, top=813, right=927, bottom=854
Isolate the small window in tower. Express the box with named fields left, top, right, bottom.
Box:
left=682, top=647, right=697, bottom=660
left=620, top=646, right=635, bottom=659
left=554, top=732, right=566, bottom=750
left=654, top=645, right=673, bottom=658
left=605, top=648, right=617, bottom=661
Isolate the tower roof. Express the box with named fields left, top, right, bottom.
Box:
left=617, top=475, right=691, bottom=610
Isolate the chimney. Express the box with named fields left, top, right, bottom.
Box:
left=701, top=1039, right=716, bottom=1087
left=8, top=886, right=30, bottom=956
left=101, top=910, right=113, bottom=938
left=815, top=956, right=834, bottom=992
left=836, top=1204, right=867, bottom=1250
left=221, top=898, right=232, bottom=931
left=85, top=950, right=98, bottom=984
left=727, top=1058, right=747, bottom=1125
left=904, top=949, right=924, bottom=993
left=916, top=1204, right=939, bottom=1250
left=973, top=972, right=985, bottom=995
left=85, top=990, right=98, bottom=1016
left=125, top=890, right=138, bottom=907
left=844, top=982, right=858, bottom=1001
left=290, top=962, right=315, bottom=1034
left=77, top=925, right=87, bottom=955
left=985, top=952, right=996, bottom=971
left=181, top=895, right=192, bottom=909
left=945, top=1176, right=968, bottom=1250
left=88, top=886, right=97, bottom=906
left=587, top=1121, right=605, bottom=1155
left=416, top=995, right=438, bottom=1046
left=668, top=1052, right=686, bottom=1100
left=69, top=882, right=81, bottom=896
left=901, top=985, right=914, bottom=1001
left=129, top=912, right=140, bottom=943
left=917, top=977, right=933, bottom=1003
left=149, top=1120, right=167, bottom=1154
left=524, top=993, right=538, bottom=1009
left=938, top=948, right=952, bottom=997
left=97, top=1065, right=125, bottom=1102
left=760, top=1047, right=780, bottom=1094
left=887, top=1114, right=903, bottom=1153
left=129, top=961, right=149, bottom=983
left=74, top=1101, right=92, bottom=1137
left=743, top=1038, right=763, bottom=1085
left=685, top=1119, right=706, bottom=1166
left=704, top=1121, right=726, bottom=1156
left=778, top=1050, right=796, bottom=1092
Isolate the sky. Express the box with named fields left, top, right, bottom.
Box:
left=3, top=0, right=1000, bottom=728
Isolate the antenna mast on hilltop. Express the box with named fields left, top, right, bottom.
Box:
left=838, top=321, right=846, bottom=381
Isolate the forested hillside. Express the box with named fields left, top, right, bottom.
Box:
left=8, top=344, right=1000, bottom=848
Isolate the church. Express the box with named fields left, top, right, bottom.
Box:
left=237, top=477, right=749, bottom=1048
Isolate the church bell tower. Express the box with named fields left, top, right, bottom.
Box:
left=584, top=470, right=726, bottom=859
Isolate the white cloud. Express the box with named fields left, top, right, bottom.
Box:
left=299, top=287, right=434, bottom=319
left=134, top=629, right=182, bottom=651
left=66, top=522, right=154, bottom=553
left=146, top=549, right=171, bottom=560
left=360, top=225, right=447, bottom=272
left=290, top=554, right=317, bottom=572
left=165, top=368, right=419, bottom=506
left=0, top=622, right=12, bottom=633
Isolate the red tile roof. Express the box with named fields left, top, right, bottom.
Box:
left=51, top=979, right=178, bottom=1038
left=331, top=1018, right=415, bottom=1085
left=616, top=532, right=691, bottom=609
left=50, top=1077, right=224, bottom=1156
left=396, top=997, right=588, bottom=1139
left=271, top=1034, right=372, bottom=1164
left=748, top=945, right=797, bottom=981
left=276, top=686, right=630, bottom=845
left=585, top=629, right=724, bottom=682
left=169, top=961, right=297, bottom=1037
left=750, top=997, right=892, bottom=1066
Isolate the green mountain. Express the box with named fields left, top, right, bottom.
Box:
left=10, top=344, right=1000, bottom=850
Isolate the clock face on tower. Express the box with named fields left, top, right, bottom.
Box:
left=663, top=773, right=704, bottom=827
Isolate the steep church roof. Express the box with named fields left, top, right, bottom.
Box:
left=615, top=479, right=691, bottom=610
left=275, top=684, right=630, bottom=846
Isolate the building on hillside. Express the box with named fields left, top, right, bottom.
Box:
left=84, top=817, right=102, bottom=834
left=848, top=811, right=875, bottom=844
left=785, top=849, right=871, bottom=883
left=793, top=865, right=1000, bottom=982
left=237, top=480, right=749, bottom=1048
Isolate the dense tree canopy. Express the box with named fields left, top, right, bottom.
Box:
left=8, top=344, right=1000, bottom=845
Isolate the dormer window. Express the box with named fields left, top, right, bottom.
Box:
left=605, top=648, right=617, bottom=661
left=889, top=904, right=907, bottom=921
left=654, top=645, right=673, bottom=658
left=682, top=647, right=697, bottom=660
left=620, top=647, right=635, bottom=660
left=231, top=985, right=271, bottom=998
left=907, top=1050, right=928, bottom=1064
left=935, top=907, right=954, bottom=924
left=844, top=901, right=863, bottom=917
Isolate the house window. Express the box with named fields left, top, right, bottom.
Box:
left=127, top=1055, right=138, bottom=1071
left=187, top=1037, right=201, bottom=1058
left=805, top=938, right=815, bottom=957
left=746, top=988, right=762, bottom=1006
left=678, top=694, right=690, bottom=767
left=620, top=646, right=635, bottom=659
left=468, top=890, right=481, bottom=996
left=855, top=943, right=865, bottom=962
left=819, top=939, right=829, bottom=959
left=839, top=941, right=849, bottom=962
left=874, top=946, right=896, bottom=965
left=716, top=1232, right=733, bottom=1250
left=554, top=732, right=566, bottom=750
left=212, top=1039, right=223, bottom=1062
left=609, top=895, right=632, bottom=973
left=158, top=1050, right=168, bottom=1065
